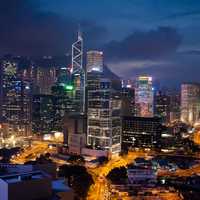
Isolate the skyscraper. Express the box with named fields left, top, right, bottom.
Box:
left=87, top=68, right=122, bottom=155
left=135, top=76, right=154, bottom=117
left=71, top=31, right=85, bottom=114
left=35, top=66, right=56, bottom=95
left=32, top=94, right=55, bottom=134
left=51, top=69, right=76, bottom=131
left=181, top=83, right=200, bottom=125
left=0, top=58, right=32, bottom=136
left=169, top=91, right=181, bottom=123
left=121, top=86, right=135, bottom=116
left=154, top=91, right=170, bottom=123
left=86, top=50, right=103, bottom=72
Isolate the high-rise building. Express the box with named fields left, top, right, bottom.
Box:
left=32, top=65, right=78, bottom=135
left=32, top=94, right=55, bottom=134
left=121, top=86, right=135, bottom=116
left=56, top=67, right=71, bottom=86
left=63, top=113, right=87, bottom=155
left=87, top=68, right=122, bottom=155
left=181, top=83, right=200, bottom=125
left=121, top=79, right=134, bottom=89
left=71, top=31, right=85, bottom=114
left=122, top=116, right=162, bottom=151
left=86, top=50, right=103, bottom=72
left=135, top=76, right=154, bottom=117
left=0, top=58, right=32, bottom=136
left=35, top=66, right=56, bottom=95
left=169, top=91, right=181, bottom=123
left=51, top=83, right=75, bottom=131
left=154, top=91, right=170, bottom=123
left=32, top=84, right=76, bottom=135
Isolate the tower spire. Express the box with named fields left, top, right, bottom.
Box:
left=71, top=28, right=85, bottom=114
left=78, top=24, right=82, bottom=40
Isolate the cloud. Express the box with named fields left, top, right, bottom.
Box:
left=108, top=60, right=169, bottom=75
left=102, top=26, right=200, bottom=87
left=103, top=26, right=182, bottom=62
left=107, top=49, right=200, bottom=88
left=177, top=49, right=200, bottom=56
left=165, top=10, right=200, bottom=19
left=0, top=0, right=107, bottom=56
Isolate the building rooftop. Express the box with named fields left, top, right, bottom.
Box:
left=123, top=116, right=161, bottom=122
left=88, top=65, right=120, bottom=80
left=0, top=170, right=49, bottom=184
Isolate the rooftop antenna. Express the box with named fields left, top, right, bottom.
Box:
left=78, top=24, right=82, bottom=40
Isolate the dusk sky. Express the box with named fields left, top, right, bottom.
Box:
left=1, top=0, right=200, bottom=87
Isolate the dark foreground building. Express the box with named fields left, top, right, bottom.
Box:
left=122, top=116, right=162, bottom=151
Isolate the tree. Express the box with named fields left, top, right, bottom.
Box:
left=0, top=147, right=21, bottom=163
left=72, top=172, right=93, bottom=199
left=67, top=155, right=85, bottom=165
left=107, top=167, right=127, bottom=184
left=58, top=165, right=94, bottom=199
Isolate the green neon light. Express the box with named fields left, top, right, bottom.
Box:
left=65, top=85, right=73, bottom=90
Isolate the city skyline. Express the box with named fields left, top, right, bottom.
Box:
left=1, top=2, right=200, bottom=199
left=1, top=0, right=200, bottom=87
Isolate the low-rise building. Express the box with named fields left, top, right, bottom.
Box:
left=0, top=165, right=73, bottom=200
left=127, top=160, right=157, bottom=185
left=0, top=171, right=52, bottom=200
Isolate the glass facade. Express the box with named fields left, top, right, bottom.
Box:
left=0, top=59, right=32, bottom=136
left=87, top=72, right=121, bottom=154
left=86, top=51, right=103, bottom=73
left=181, top=83, right=200, bottom=125
left=122, top=116, right=162, bottom=151
left=135, top=76, right=153, bottom=117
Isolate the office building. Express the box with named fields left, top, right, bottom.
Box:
left=51, top=65, right=85, bottom=130
left=32, top=67, right=79, bottom=135
left=135, top=76, right=154, bottom=117
left=121, top=79, right=134, bottom=89
left=122, top=116, right=162, bottom=151
left=181, top=83, right=200, bottom=125
left=87, top=67, right=121, bottom=155
left=169, top=91, right=181, bottom=123
left=63, top=113, right=87, bottom=154
left=0, top=122, right=9, bottom=139
left=51, top=83, right=75, bottom=130
left=154, top=91, right=170, bottom=123
left=32, top=94, right=55, bottom=134
left=32, top=89, right=75, bottom=135
left=56, top=67, right=71, bottom=86
left=35, top=66, right=56, bottom=95
left=86, top=50, right=103, bottom=72
left=33, top=55, right=71, bottom=94
left=0, top=58, right=32, bottom=137
left=121, top=86, right=135, bottom=116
